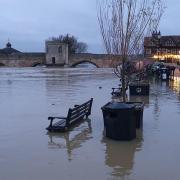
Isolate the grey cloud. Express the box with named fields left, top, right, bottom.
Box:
left=0, top=0, right=179, bottom=53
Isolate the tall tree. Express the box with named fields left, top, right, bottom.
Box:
left=51, top=34, right=87, bottom=54
left=97, top=0, right=164, bottom=102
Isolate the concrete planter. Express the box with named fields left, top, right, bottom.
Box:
left=129, top=82, right=150, bottom=96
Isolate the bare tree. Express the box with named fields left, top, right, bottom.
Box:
left=97, top=0, right=164, bottom=102
left=51, top=34, right=88, bottom=54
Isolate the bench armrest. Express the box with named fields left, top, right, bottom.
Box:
left=48, top=116, right=67, bottom=120
left=74, top=104, right=79, bottom=107
left=113, top=88, right=121, bottom=90
left=112, top=87, right=122, bottom=91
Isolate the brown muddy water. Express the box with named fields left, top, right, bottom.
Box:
left=0, top=67, right=180, bottom=180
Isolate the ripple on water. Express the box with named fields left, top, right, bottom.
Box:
left=0, top=68, right=180, bottom=180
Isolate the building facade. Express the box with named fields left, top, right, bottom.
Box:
left=45, top=41, right=68, bottom=66
left=144, top=31, right=180, bottom=63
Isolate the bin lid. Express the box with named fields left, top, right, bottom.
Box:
left=126, top=102, right=144, bottom=108
left=129, top=82, right=149, bottom=86
left=102, top=102, right=135, bottom=110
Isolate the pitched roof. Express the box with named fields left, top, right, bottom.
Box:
left=144, top=36, right=180, bottom=47
left=1, top=47, right=21, bottom=54
left=0, top=42, right=21, bottom=54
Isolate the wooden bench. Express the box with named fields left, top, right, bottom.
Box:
left=111, top=87, right=122, bottom=96
left=46, top=98, right=93, bottom=132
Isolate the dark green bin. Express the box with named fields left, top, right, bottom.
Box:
left=101, top=102, right=136, bottom=141
left=126, top=102, right=144, bottom=129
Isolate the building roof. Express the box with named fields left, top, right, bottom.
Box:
left=144, top=35, right=180, bottom=48
left=0, top=42, right=21, bottom=54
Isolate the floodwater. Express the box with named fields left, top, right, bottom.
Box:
left=0, top=67, right=180, bottom=180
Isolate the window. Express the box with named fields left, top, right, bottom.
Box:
left=165, top=40, right=174, bottom=46
left=58, top=46, right=62, bottom=53
left=146, top=49, right=151, bottom=55
left=150, top=42, right=155, bottom=46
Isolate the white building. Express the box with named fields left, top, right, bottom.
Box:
left=45, top=41, right=68, bottom=66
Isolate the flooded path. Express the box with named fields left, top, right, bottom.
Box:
left=0, top=68, right=180, bottom=180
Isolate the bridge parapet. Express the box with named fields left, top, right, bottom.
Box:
left=69, top=53, right=122, bottom=68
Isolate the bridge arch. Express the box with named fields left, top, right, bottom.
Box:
left=71, top=60, right=99, bottom=68
left=0, top=63, right=5, bottom=67
left=32, top=62, right=43, bottom=67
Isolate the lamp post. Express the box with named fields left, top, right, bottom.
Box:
left=178, top=51, right=180, bottom=66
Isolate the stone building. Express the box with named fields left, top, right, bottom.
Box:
left=144, top=31, right=180, bottom=63
left=45, top=40, right=68, bottom=66
left=0, top=42, right=45, bottom=67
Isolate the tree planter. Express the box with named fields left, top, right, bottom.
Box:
left=101, top=102, right=136, bottom=141
left=129, top=82, right=150, bottom=96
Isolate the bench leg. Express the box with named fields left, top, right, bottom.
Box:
left=50, top=119, right=53, bottom=127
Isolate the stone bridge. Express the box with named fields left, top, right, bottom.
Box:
left=0, top=52, right=141, bottom=68
left=69, top=53, right=121, bottom=68
left=0, top=53, right=45, bottom=67
left=0, top=52, right=122, bottom=68
left=0, top=41, right=142, bottom=68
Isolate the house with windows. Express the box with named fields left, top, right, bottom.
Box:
left=144, top=31, right=180, bottom=63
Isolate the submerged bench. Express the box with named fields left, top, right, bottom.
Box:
left=46, top=98, right=93, bottom=132
left=111, top=87, right=122, bottom=96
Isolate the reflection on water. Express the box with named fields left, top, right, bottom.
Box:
left=47, top=119, right=92, bottom=161
left=74, top=63, right=97, bottom=68
left=102, top=131, right=143, bottom=179
left=169, top=77, right=180, bottom=95
left=0, top=68, right=180, bottom=180
left=129, top=95, right=150, bottom=107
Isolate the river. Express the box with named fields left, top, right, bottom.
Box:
left=0, top=67, right=180, bottom=180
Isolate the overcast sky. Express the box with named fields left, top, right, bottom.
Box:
left=0, top=0, right=178, bottom=53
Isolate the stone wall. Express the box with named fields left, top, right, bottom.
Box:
left=69, top=53, right=122, bottom=68
left=45, top=41, right=68, bottom=65
left=0, top=53, right=45, bottom=67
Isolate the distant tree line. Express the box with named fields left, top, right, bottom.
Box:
left=51, top=34, right=88, bottom=54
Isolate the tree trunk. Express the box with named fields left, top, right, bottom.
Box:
left=122, top=57, right=126, bottom=102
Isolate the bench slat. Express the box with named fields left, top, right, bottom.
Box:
left=71, top=108, right=89, bottom=118
left=53, top=119, right=66, bottom=126
left=68, top=115, right=85, bottom=125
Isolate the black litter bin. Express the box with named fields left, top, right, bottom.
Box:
left=101, top=102, right=136, bottom=141
left=129, top=82, right=150, bottom=96
left=159, top=67, right=170, bottom=80
left=126, top=102, right=144, bottom=129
